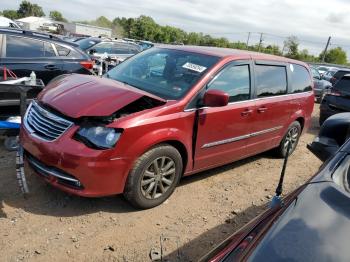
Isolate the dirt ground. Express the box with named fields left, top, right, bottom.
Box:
left=0, top=105, right=322, bottom=262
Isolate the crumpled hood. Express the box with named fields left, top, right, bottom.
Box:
left=38, top=74, right=165, bottom=118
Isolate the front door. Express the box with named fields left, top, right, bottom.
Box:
left=194, top=60, right=255, bottom=171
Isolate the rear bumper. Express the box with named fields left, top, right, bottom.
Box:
left=20, top=126, right=131, bottom=197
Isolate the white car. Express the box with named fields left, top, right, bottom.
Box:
left=0, top=16, right=21, bottom=29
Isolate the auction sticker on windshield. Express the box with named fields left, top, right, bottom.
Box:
left=182, top=62, right=207, bottom=73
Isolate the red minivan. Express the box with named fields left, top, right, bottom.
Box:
left=20, top=46, right=314, bottom=208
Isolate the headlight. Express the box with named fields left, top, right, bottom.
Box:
left=76, top=126, right=122, bottom=149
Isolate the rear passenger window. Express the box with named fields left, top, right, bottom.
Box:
left=208, top=64, right=250, bottom=102
left=6, top=36, right=44, bottom=57
left=290, top=64, right=312, bottom=93
left=255, top=65, right=287, bottom=97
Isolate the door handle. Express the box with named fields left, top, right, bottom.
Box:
left=257, top=106, right=268, bottom=113
left=241, top=108, right=253, bottom=116
left=44, top=64, right=59, bottom=70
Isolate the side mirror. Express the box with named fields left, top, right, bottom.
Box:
left=307, top=113, right=350, bottom=161
left=88, top=49, right=96, bottom=55
left=203, top=89, right=229, bottom=107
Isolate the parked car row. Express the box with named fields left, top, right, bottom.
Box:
left=3, top=19, right=350, bottom=262
left=310, top=66, right=332, bottom=102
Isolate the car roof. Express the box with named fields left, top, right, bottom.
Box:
left=0, top=27, right=78, bottom=47
left=337, top=68, right=350, bottom=72
left=156, top=45, right=308, bottom=67
left=98, top=40, right=142, bottom=49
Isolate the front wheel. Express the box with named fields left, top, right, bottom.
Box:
left=275, top=121, right=302, bottom=158
left=124, top=144, right=183, bottom=209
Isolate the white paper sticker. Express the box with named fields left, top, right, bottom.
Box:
left=290, top=64, right=294, bottom=72
left=182, top=62, right=207, bottom=73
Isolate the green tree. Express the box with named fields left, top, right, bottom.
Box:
left=49, top=10, right=67, bottom=22
left=93, top=16, right=112, bottom=28
left=264, top=45, right=282, bottom=55
left=320, top=47, right=347, bottom=65
left=2, top=10, right=19, bottom=20
left=17, top=0, right=45, bottom=18
left=284, top=36, right=299, bottom=59
left=132, top=16, right=160, bottom=41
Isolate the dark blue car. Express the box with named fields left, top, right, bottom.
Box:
left=201, top=113, right=350, bottom=262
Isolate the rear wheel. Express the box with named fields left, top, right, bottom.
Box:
left=124, top=144, right=183, bottom=209
left=275, top=121, right=301, bottom=158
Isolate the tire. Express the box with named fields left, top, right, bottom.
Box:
left=275, top=121, right=302, bottom=158
left=4, top=136, right=19, bottom=152
left=124, top=144, right=183, bottom=209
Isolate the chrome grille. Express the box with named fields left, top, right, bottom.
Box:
left=24, top=101, right=73, bottom=141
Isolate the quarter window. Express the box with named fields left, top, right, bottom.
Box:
left=43, top=43, right=56, bottom=57
left=291, top=64, right=312, bottom=93
left=208, top=64, right=250, bottom=102
left=255, top=65, right=287, bottom=97
left=55, top=44, right=71, bottom=56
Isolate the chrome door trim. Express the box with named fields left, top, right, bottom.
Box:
left=184, top=91, right=312, bottom=112
left=202, top=126, right=283, bottom=148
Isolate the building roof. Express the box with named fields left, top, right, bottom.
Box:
left=17, top=16, right=52, bottom=23
left=74, top=23, right=112, bottom=32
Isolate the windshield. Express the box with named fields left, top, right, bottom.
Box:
left=105, top=48, right=219, bottom=100
left=76, top=38, right=100, bottom=50
left=318, top=66, right=328, bottom=71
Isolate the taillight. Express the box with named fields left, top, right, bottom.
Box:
left=325, top=88, right=341, bottom=96
left=80, top=61, right=94, bottom=70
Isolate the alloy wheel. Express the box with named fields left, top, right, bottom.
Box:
left=140, top=156, right=176, bottom=199
left=283, top=126, right=299, bottom=152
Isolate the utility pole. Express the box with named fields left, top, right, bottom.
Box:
left=258, top=33, right=263, bottom=52
left=321, top=36, right=331, bottom=63
left=246, top=32, right=251, bottom=50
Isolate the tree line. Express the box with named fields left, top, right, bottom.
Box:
left=1, top=1, right=348, bottom=65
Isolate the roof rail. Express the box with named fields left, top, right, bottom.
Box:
left=0, top=28, right=62, bottom=41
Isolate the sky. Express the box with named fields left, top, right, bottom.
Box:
left=2, top=0, right=350, bottom=57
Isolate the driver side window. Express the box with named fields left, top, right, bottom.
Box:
left=208, top=64, right=251, bottom=102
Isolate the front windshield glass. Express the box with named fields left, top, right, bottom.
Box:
left=77, top=38, right=100, bottom=50
left=105, top=48, right=219, bottom=100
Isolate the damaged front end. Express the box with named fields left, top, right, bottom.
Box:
left=72, top=96, right=165, bottom=150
